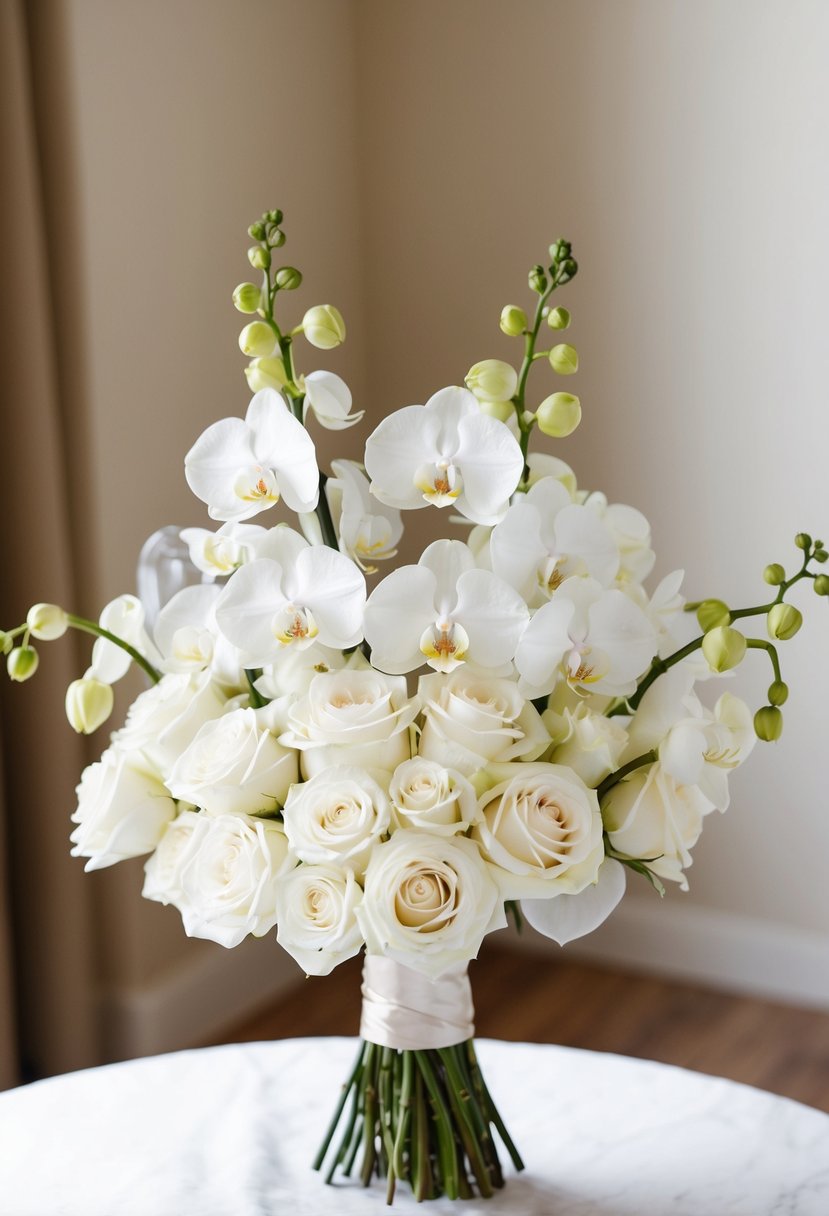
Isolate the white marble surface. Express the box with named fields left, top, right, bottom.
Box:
left=1, top=1037, right=828, bottom=1215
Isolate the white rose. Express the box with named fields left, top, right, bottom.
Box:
left=280, top=669, right=419, bottom=778
left=114, top=670, right=229, bottom=780
left=176, top=813, right=290, bottom=948
left=255, top=642, right=369, bottom=700
left=142, top=809, right=202, bottom=904
left=167, top=706, right=298, bottom=815
left=602, top=763, right=714, bottom=890
left=70, top=745, right=177, bottom=870
left=417, top=670, right=550, bottom=777
left=389, top=758, right=480, bottom=836
left=281, top=766, right=390, bottom=876
left=276, top=863, right=364, bottom=976
left=356, top=831, right=505, bottom=979
left=472, top=762, right=604, bottom=899
left=551, top=705, right=629, bottom=788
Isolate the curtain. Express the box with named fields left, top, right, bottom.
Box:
left=0, top=0, right=100, bottom=1085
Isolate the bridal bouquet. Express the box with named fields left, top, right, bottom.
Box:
left=3, top=209, right=825, bottom=1204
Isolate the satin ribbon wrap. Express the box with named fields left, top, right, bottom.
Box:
left=359, top=957, right=475, bottom=1050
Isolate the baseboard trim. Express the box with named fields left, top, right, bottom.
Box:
left=506, top=895, right=829, bottom=1011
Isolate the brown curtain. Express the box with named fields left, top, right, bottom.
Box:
left=0, top=0, right=100, bottom=1085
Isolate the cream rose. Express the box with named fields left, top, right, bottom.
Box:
left=281, top=765, right=390, bottom=875
left=473, top=762, right=604, bottom=898
left=602, top=763, right=714, bottom=889
left=142, top=809, right=202, bottom=904
left=177, top=813, right=290, bottom=948
left=167, top=707, right=298, bottom=815
left=417, top=670, right=549, bottom=777
left=551, top=705, right=629, bottom=788
left=356, top=831, right=505, bottom=979
left=280, top=669, right=418, bottom=778
left=113, top=670, right=229, bottom=781
left=276, top=863, right=364, bottom=976
left=70, top=745, right=177, bottom=870
left=389, top=758, right=480, bottom=836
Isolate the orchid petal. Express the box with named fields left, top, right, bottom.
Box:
left=304, top=371, right=364, bottom=431
left=418, top=539, right=474, bottom=614
left=292, top=546, right=366, bottom=649
left=553, top=504, right=620, bottom=586
left=214, top=559, right=288, bottom=666
left=364, top=566, right=438, bottom=674
left=490, top=501, right=547, bottom=601
left=246, top=388, right=319, bottom=513
left=364, top=406, right=442, bottom=510
left=513, top=597, right=576, bottom=696
left=454, top=413, right=524, bottom=524
left=453, top=570, right=529, bottom=668
left=521, top=858, right=626, bottom=945
left=184, top=418, right=263, bottom=521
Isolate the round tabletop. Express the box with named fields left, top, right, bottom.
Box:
left=0, top=1037, right=827, bottom=1215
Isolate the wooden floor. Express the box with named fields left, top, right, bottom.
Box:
left=216, top=943, right=829, bottom=1114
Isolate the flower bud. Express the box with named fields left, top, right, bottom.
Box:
left=814, top=574, right=829, bottom=596
left=302, top=305, right=346, bottom=349
left=7, top=646, right=38, bottom=682
left=549, top=343, right=579, bottom=375
left=696, top=599, right=730, bottom=632
left=499, top=305, right=527, bottom=337
left=702, top=625, right=747, bottom=673
left=248, top=221, right=266, bottom=241
left=275, top=266, right=302, bottom=291
left=535, top=392, right=582, bottom=438
left=754, top=705, right=783, bottom=742
left=546, top=306, right=571, bottom=331
left=268, top=228, right=286, bottom=248
left=560, top=258, right=578, bottom=279
left=232, top=283, right=262, bottom=314
left=528, top=265, right=547, bottom=294
left=247, top=245, right=270, bottom=271
left=768, top=680, right=789, bottom=706
left=65, top=677, right=114, bottom=734
left=795, top=532, right=811, bottom=551
left=549, top=239, right=571, bottom=263
left=265, top=209, right=283, bottom=225
left=814, top=548, right=828, bottom=563
left=0, top=631, right=11, bottom=655
left=767, top=603, right=803, bottom=641
left=244, top=356, right=288, bottom=393
left=478, top=399, right=514, bottom=423
left=763, top=563, right=786, bottom=586
left=238, top=322, right=277, bottom=359
left=27, top=603, right=68, bottom=641
left=465, top=360, right=518, bottom=402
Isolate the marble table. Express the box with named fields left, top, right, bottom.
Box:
left=0, top=1037, right=827, bottom=1214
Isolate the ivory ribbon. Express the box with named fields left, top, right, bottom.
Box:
left=359, top=956, right=475, bottom=1050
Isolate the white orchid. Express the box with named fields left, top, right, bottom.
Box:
left=214, top=527, right=366, bottom=666
left=86, top=595, right=162, bottom=685
left=326, top=459, right=403, bottom=572
left=582, top=493, right=655, bottom=586
left=179, top=521, right=266, bottom=577
left=364, top=386, right=523, bottom=525
left=302, top=370, right=364, bottom=430
left=151, top=583, right=245, bottom=690
left=490, top=476, right=619, bottom=605
left=513, top=576, right=659, bottom=699
left=184, top=387, right=319, bottom=521
left=364, top=539, right=529, bottom=675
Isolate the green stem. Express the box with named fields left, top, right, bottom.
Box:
left=513, top=269, right=563, bottom=483
left=65, top=614, right=161, bottom=684
left=313, top=1040, right=366, bottom=1171
left=596, top=749, right=658, bottom=802
left=746, top=637, right=782, bottom=683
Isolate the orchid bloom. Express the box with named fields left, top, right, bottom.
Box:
left=86, top=595, right=162, bottom=684
left=184, top=387, right=319, bottom=521
left=582, top=494, right=656, bottom=586
left=513, top=576, right=659, bottom=699
left=490, top=476, right=619, bottom=605
left=151, top=583, right=245, bottom=691
left=179, top=521, right=267, bottom=578
left=326, top=459, right=403, bottom=572
left=302, top=371, right=364, bottom=430
left=364, top=538, right=529, bottom=675
left=363, top=386, right=524, bottom=526
left=214, top=527, right=366, bottom=666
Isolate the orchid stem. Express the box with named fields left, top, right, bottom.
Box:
left=65, top=613, right=161, bottom=684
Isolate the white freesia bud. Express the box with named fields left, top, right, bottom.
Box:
left=276, top=864, right=364, bottom=976
left=356, top=831, right=505, bottom=979
left=465, top=360, right=518, bottom=402
left=27, top=603, right=68, bottom=640
left=244, top=356, right=288, bottom=393
left=551, top=704, right=629, bottom=788
left=389, top=758, right=480, bottom=836
left=238, top=321, right=278, bottom=358
left=303, top=371, right=364, bottom=430
left=473, top=762, right=604, bottom=899
left=281, top=766, right=390, bottom=876
left=302, top=305, right=346, bottom=349
left=70, top=745, right=177, bottom=870
left=65, top=677, right=114, bottom=734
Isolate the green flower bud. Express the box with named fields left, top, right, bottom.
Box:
left=465, top=360, right=518, bottom=402
left=795, top=532, right=811, bottom=550
left=247, top=245, right=270, bottom=271
left=763, top=563, right=786, bottom=586
left=814, top=574, right=829, bottom=596
left=27, top=603, right=68, bottom=641
left=549, top=239, right=572, bottom=263
left=529, top=265, right=547, bottom=294
left=264, top=209, right=283, bottom=225
left=244, top=356, right=288, bottom=393
left=702, top=625, right=747, bottom=673
left=275, top=266, right=302, bottom=291
left=268, top=228, right=286, bottom=248
left=7, top=646, right=38, bottom=682
left=248, top=221, right=266, bottom=240
left=546, top=306, right=571, bottom=331
left=0, top=631, right=12, bottom=655
left=754, top=705, right=783, bottom=742
left=232, top=283, right=262, bottom=314
left=477, top=400, right=514, bottom=423
left=302, top=305, right=346, bottom=350
left=238, top=322, right=277, bottom=359
left=65, top=677, right=114, bottom=734
left=814, top=549, right=828, bottom=563
left=696, top=599, right=731, bottom=631
left=768, top=680, right=789, bottom=706
left=499, top=305, right=527, bottom=337
left=560, top=258, right=578, bottom=279
left=767, top=603, right=803, bottom=641
left=549, top=343, right=579, bottom=375
left=535, top=392, right=582, bottom=438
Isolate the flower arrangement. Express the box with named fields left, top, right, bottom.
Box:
left=2, top=208, right=825, bottom=1204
